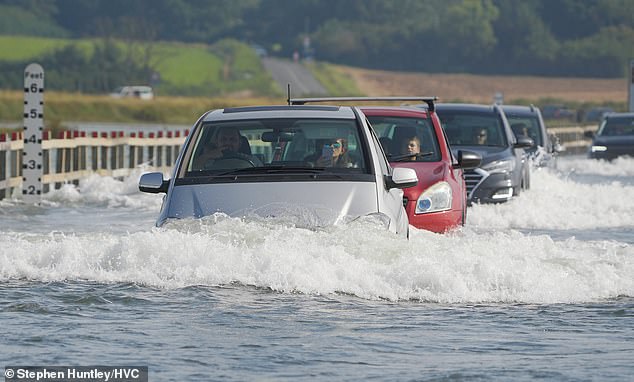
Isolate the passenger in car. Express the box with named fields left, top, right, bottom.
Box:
left=314, top=138, right=355, bottom=168
left=399, top=135, right=421, bottom=161
left=511, top=123, right=528, bottom=137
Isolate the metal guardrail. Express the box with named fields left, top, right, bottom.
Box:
left=548, top=125, right=596, bottom=155
left=0, top=124, right=596, bottom=201
left=0, top=130, right=187, bottom=200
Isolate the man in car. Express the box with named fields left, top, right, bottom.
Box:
left=193, top=127, right=260, bottom=169
left=474, top=128, right=488, bottom=145
left=511, top=123, right=530, bottom=139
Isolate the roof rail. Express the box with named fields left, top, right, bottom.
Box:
left=288, top=96, right=439, bottom=112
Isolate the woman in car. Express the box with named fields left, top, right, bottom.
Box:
left=314, top=138, right=354, bottom=168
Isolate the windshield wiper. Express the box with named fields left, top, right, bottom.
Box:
left=261, top=166, right=326, bottom=173
left=389, top=152, right=434, bottom=162
left=210, top=166, right=326, bottom=177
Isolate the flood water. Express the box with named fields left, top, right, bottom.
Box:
left=1, top=156, right=633, bottom=381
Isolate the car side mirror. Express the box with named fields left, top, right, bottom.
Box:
left=583, top=130, right=595, bottom=139
left=139, top=172, right=169, bottom=193
left=454, top=150, right=481, bottom=169
left=514, top=136, right=534, bottom=149
left=385, top=167, right=418, bottom=189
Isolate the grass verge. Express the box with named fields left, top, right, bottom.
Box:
left=0, top=91, right=285, bottom=129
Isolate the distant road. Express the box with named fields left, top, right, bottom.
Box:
left=261, top=57, right=327, bottom=96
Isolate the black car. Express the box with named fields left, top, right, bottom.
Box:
left=585, top=112, right=634, bottom=160
left=501, top=104, right=562, bottom=168
left=541, top=104, right=575, bottom=120
left=583, top=107, right=614, bottom=123
left=435, top=103, right=534, bottom=204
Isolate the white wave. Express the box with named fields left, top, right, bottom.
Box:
left=1, top=217, right=632, bottom=304
left=41, top=169, right=163, bottom=210
left=469, top=157, right=634, bottom=230
left=556, top=155, right=634, bottom=177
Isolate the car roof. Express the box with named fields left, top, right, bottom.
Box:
left=435, top=103, right=499, bottom=113
left=500, top=104, right=540, bottom=116
left=360, top=106, right=430, bottom=118
left=605, top=112, right=634, bottom=118
left=203, top=105, right=357, bottom=122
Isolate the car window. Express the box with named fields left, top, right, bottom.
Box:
left=598, top=117, right=634, bottom=136
left=367, top=115, right=441, bottom=161
left=507, top=116, right=543, bottom=146
left=367, top=122, right=390, bottom=176
left=182, top=118, right=368, bottom=177
left=437, top=112, right=508, bottom=147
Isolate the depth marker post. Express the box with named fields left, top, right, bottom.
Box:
left=22, top=63, right=44, bottom=203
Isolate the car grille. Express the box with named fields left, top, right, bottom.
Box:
left=464, top=169, right=484, bottom=196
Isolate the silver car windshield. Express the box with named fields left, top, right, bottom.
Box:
left=182, top=118, right=368, bottom=177
left=440, top=113, right=508, bottom=147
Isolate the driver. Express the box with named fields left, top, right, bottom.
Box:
left=193, top=127, right=261, bottom=169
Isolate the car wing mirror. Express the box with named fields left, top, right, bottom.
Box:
left=385, top=167, right=418, bottom=189
left=139, top=172, right=169, bottom=193
left=514, top=136, right=534, bottom=148
left=454, top=150, right=481, bottom=169
left=583, top=130, right=595, bottom=139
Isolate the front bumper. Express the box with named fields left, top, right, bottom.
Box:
left=588, top=148, right=634, bottom=161
left=465, top=168, right=514, bottom=204
left=404, top=200, right=462, bottom=233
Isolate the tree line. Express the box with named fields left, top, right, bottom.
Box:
left=1, top=0, right=633, bottom=78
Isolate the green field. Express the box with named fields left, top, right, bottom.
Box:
left=0, top=35, right=280, bottom=97
left=0, top=35, right=366, bottom=125
left=0, top=36, right=71, bottom=61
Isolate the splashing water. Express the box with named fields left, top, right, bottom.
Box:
left=1, top=157, right=632, bottom=303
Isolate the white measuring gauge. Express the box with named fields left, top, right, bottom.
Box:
left=22, top=63, right=44, bottom=203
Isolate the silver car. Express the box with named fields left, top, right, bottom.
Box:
left=139, top=104, right=417, bottom=236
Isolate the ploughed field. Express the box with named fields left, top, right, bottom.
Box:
left=337, top=65, right=626, bottom=104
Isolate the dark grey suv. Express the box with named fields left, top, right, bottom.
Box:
left=501, top=104, right=562, bottom=168
left=585, top=112, right=634, bottom=160
left=435, top=103, right=533, bottom=204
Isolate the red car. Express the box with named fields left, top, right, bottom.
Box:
left=362, top=105, right=480, bottom=233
